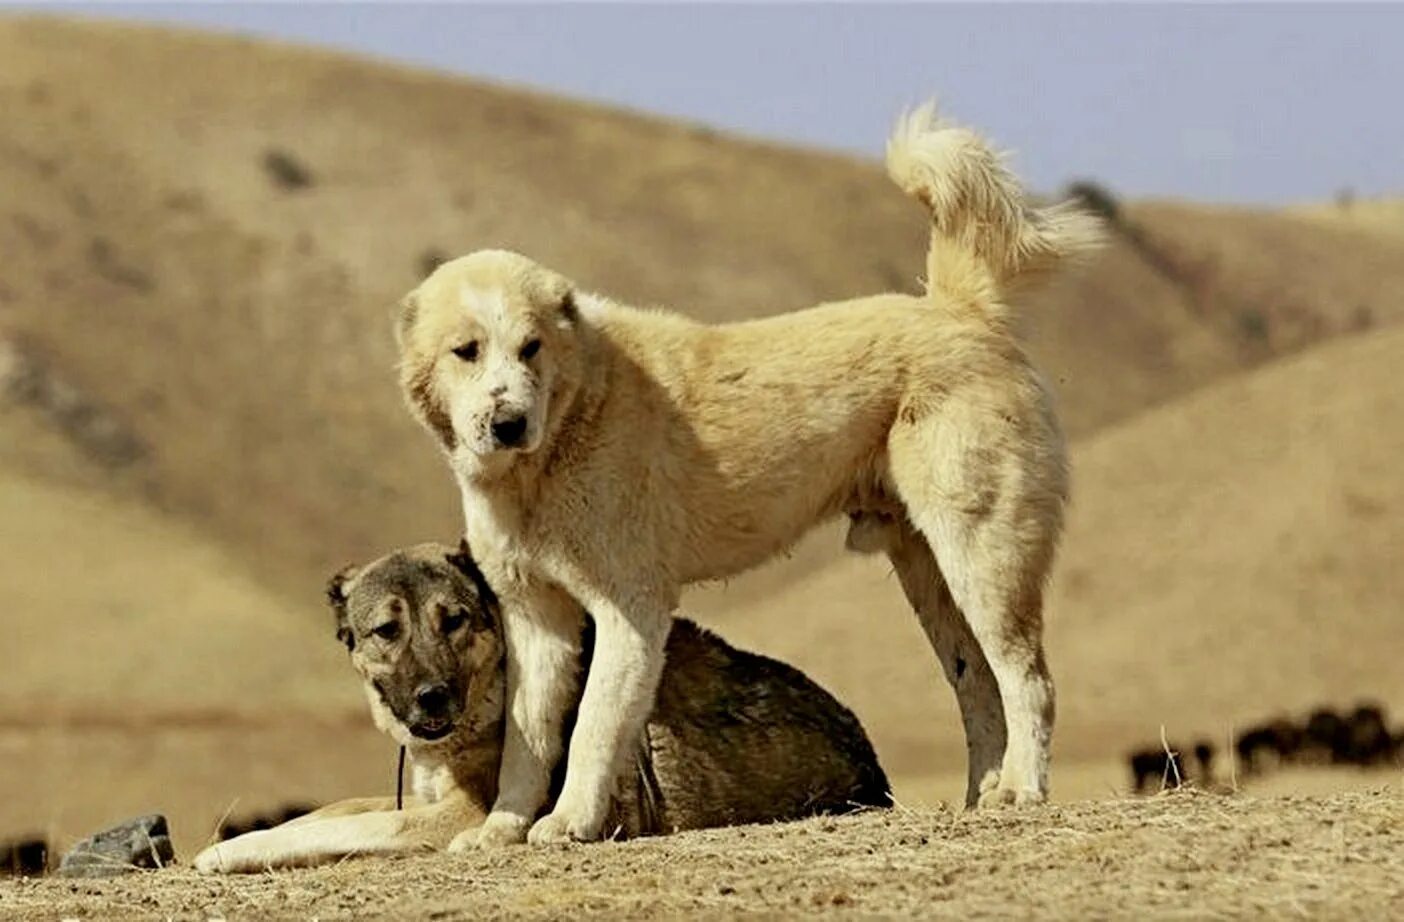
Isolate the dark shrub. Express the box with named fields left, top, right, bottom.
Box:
left=263, top=149, right=314, bottom=191
left=1064, top=179, right=1120, bottom=225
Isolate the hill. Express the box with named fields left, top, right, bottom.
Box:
left=1288, top=197, right=1404, bottom=241
left=0, top=463, right=354, bottom=713
left=1047, top=323, right=1404, bottom=743
left=5, top=15, right=1404, bottom=610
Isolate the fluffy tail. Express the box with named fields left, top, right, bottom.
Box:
left=886, top=102, right=1103, bottom=306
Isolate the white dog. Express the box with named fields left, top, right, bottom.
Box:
left=395, top=104, right=1099, bottom=846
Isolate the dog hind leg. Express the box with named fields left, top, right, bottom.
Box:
left=888, top=403, right=1063, bottom=806
left=878, top=520, right=1007, bottom=807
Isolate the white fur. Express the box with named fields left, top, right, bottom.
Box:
left=397, top=104, right=1100, bottom=844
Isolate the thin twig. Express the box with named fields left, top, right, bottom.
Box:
left=1159, top=724, right=1183, bottom=791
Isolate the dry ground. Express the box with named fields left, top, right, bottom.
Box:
left=3, top=790, right=1401, bottom=920
left=6, top=715, right=1396, bottom=865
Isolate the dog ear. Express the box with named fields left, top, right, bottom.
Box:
left=401, top=358, right=456, bottom=453
left=530, top=269, right=577, bottom=329
left=558, top=289, right=578, bottom=326
left=393, top=290, right=420, bottom=349
left=326, top=564, right=360, bottom=652
left=444, top=537, right=474, bottom=576
left=445, top=538, right=499, bottom=619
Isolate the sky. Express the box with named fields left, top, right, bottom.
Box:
left=20, top=2, right=1404, bottom=204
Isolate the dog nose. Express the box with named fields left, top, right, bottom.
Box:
left=491, top=414, right=527, bottom=447
left=414, top=683, right=452, bottom=717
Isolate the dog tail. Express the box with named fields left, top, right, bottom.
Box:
left=886, top=102, right=1103, bottom=307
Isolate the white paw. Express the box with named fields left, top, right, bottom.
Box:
left=977, top=786, right=1046, bottom=808
left=527, top=804, right=605, bottom=846
left=193, top=830, right=280, bottom=873
left=526, top=811, right=576, bottom=846
left=473, top=812, right=530, bottom=850
left=193, top=842, right=256, bottom=870
left=446, top=829, right=478, bottom=853
left=193, top=844, right=230, bottom=874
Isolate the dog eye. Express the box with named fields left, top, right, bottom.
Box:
left=371, top=621, right=400, bottom=641
left=519, top=339, right=541, bottom=360
left=452, top=341, right=479, bottom=362
left=442, top=609, right=467, bottom=633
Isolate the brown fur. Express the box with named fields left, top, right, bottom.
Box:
left=193, top=544, right=888, bottom=872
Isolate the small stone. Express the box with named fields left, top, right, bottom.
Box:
left=57, top=814, right=174, bottom=878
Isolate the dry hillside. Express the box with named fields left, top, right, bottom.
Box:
left=1047, top=325, right=1404, bottom=743
left=1, top=14, right=1402, bottom=870
left=1289, top=198, right=1404, bottom=240
left=4, top=16, right=1404, bottom=608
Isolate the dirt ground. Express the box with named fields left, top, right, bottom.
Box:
left=3, top=788, right=1399, bottom=920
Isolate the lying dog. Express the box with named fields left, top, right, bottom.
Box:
left=395, top=104, right=1099, bottom=844
left=194, top=543, right=889, bottom=872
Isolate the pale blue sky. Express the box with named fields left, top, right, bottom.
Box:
left=20, top=2, right=1404, bottom=204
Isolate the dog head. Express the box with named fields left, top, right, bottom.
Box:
left=326, top=541, right=503, bottom=746
left=395, top=250, right=582, bottom=476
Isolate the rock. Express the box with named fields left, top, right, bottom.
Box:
left=1, top=837, right=48, bottom=876
left=57, top=814, right=174, bottom=878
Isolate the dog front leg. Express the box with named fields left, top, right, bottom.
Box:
left=193, top=795, right=475, bottom=873
left=474, top=586, right=584, bottom=849
left=528, top=586, right=672, bottom=845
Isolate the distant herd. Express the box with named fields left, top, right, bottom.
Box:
left=1127, top=702, right=1401, bottom=794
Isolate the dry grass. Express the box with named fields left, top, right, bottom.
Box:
left=2, top=790, right=1400, bottom=920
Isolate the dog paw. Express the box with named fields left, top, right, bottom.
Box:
left=977, top=786, right=1046, bottom=809
left=446, top=829, right=477, bottom=853
left=192, top=844, right=226, bottom=874
left=193, top=835, right=276, bottom=874
left=472, top=812, right=530, bottom=850
left=527, top=810, right=597, bottom=846
left=194, top=841, right=263, bottom=874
